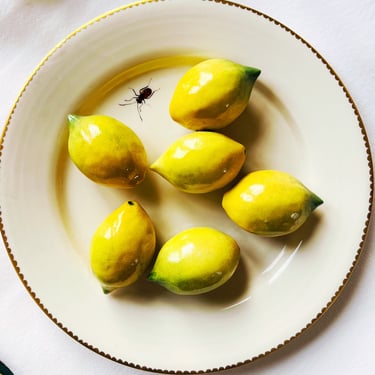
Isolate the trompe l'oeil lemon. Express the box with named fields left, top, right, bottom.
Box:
left=67, top=114, right=148, bottom=188
left=148, top=227, right=240, bottom=295
left=222, top=170, right=323, bottom=237
left=90, top=201, right=156, bottom=294
left=150, top=131, right=246, bottom=193
left=169, top=58, right=261, bottom=130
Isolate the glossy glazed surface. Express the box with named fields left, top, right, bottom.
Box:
left=149, top=227, right=240, bottom=295
left=222, top=170, right=323, bottom=236
left=169, top=58, right=261, bottom=130
left=68, top=114, right=148, bottom=188
left=150, top=131, right=246, bottom=193
left=90, top=200, right=156, bottom=294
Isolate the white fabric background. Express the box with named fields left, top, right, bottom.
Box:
left=1, top=1, right=374, bottom=374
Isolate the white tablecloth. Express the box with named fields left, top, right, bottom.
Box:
left=1, top=1, right=374, bottom=374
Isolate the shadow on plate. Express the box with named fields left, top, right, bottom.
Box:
left=110, top=256, right=251, bottom=309
left=219, top=100, right=266, bottom=162
left=269, top=211, right=325, bottom=250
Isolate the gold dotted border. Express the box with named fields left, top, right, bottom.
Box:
left=0, top=0, right=373, bottom=373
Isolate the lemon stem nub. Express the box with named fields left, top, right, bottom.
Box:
left=245, top=66, right=261, bottom=81
left=101, top=286, right=115, bottom=294
left=311, top=193, right=324, bottom=211
left=67, top=113, right=80, bottom=126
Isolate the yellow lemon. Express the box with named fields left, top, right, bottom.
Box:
left=67, top=114, right=148, bottom=188
left=169, top=58, right=261, bottom=130
left=150, top=131, right=246, bottom=193
left=148, top=227, right=240, bottom=295
left=90, top=200, right=156, bottom=293
left=222, top=170, right=323, bottom=237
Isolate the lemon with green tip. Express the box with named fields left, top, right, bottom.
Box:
left=90, top=200, right=156, bottom=294
left=150, top=131, right=246, bottom=193
left=169, top=58, right=261, bottom=130
left=148, top=227, right=240, bottom=295
left=67, top=114, right=148, bottom=188
left=222, top=170, right=323, bottom=237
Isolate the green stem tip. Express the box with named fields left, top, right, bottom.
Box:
left=67, top=113, right=80, bottom=127
left=101, top=285, right=116, bottom=294
left=311, top=193, right=324, bottom=211
left=245, top=66, right=261, bottom=81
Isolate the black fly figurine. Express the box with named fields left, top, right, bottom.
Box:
left=119, top=80, right=159, bottom=121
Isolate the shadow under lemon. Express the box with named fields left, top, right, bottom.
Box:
left=270, top=211, right=325, bottom=251
left=111, top=255, right=251, bottom=309
left=219, top=101, right=265, bottom=150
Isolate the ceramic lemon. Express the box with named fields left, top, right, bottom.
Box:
left=67, top=114, right=148, bottom=188
left=150, top=131, right=246, bottom=193
left=169, top=58, right=261, bottom=130
left=148, top=227, right=240, bottom=295
left=222, top=170, right=323, bottom=237
left=90, top=200, right=156, bottom=293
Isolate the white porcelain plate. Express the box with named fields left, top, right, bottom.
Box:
left=0, top=0, right=373, bottom=372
